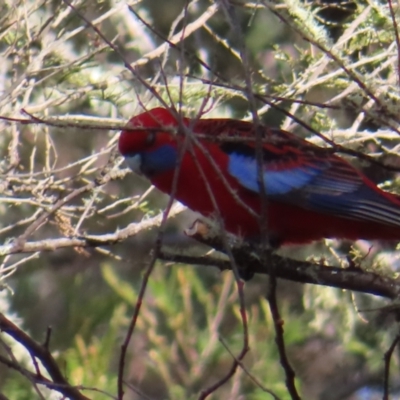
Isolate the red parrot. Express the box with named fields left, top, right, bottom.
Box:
left=118, top=107, right=400, bottom=246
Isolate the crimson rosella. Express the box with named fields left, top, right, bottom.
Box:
left=118, top=107, right=400, bottom=246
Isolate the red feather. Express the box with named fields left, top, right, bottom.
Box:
left=119, top=107, right=400, bottom=245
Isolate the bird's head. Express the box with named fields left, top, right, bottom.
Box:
left=118, top=107, right=181, bottom=177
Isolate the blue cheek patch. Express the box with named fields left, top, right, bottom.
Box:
left=141, top=145, right=177, bottom=174
left=130, top=144, right=177, bottom=176
left=227, top=153, right=322, bottom=195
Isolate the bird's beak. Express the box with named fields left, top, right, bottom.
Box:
left=125, top=154, right=142, bottom=175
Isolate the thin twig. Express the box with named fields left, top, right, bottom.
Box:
left=383, top=335, right=400, bottom=400
left=219, top=336, right=282, bottom=400
left=0, top=313, right=90, bottom=400
left=388, top=0, right=400, bottom=87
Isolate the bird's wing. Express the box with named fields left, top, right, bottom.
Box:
left=227, top=143, right=400, bottom=226
left=193, top=120, right=400, bottom=227
left=223, top=138, right=358, bottom=197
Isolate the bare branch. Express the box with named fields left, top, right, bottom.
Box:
left=0, top=313, right=90, bottom=400
left=383, top=335, right=400, bottom=400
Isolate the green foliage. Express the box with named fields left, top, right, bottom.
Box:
left=101, top=262, right=306, bottom=399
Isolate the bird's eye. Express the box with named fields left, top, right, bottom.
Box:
left=146, top=130, right=157, bottom=146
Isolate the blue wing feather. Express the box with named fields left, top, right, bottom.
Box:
left=226, top=149, right=363, bottom=200
left=226, top=150, right=400, bottom=226
left=228, top=153, right=325, bottom=195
